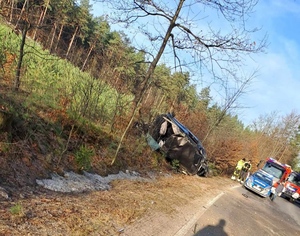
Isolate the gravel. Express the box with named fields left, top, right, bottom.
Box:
left=36, top=170, right=146, bottom=193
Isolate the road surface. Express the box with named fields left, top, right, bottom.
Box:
left=182, top=185, right=300, bottom=236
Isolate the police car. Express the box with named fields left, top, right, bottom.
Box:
left=244, top=170, right=274, bottom=197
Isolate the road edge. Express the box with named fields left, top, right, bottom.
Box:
left=174, top=184, right=240, bottom=236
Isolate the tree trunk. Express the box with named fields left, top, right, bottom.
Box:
left=14, top=22, right=29, bottom=91
left=157, top=93, right=165, bottom=110
left=55, top=24, right=64, bottom=52
left=81, top=43, right=94, bottom=71
left=66, top=26, right=78, bottom=59
left=49, top=22, right=57, bottom=53
left=33, top=2, right=49, bottom=40
left=143, top=86, right=152, bottom=105
left=14, top=0, right=27, bottom=29
left=9, top=0, right=14, bottom=23
left=111, top=0, right=184, bottom=164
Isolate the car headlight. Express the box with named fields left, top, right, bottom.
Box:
left=292, top=192, right=299, bottom=199
left=261, top=186, right=271, bottom=194
left=246, top=176, right=253, bottom=186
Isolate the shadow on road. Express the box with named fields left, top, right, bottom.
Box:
left=194, top=219, right=228, bottom=236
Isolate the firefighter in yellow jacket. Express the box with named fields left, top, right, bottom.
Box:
left=240, top=160, right=252, bottom=183
left=231, top=158, right=245, bottom=181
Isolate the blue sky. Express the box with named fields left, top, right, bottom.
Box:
left=92, top=0, right=300, bottom=126
left=237, top=0, right=300, bottom=125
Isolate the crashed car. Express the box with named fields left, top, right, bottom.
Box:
left=244, top=170, right=274, bottom=197
left=146, top=113, right=209, bottom=176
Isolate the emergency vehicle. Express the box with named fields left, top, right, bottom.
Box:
left=258, top=157, right=292, bottom=187
left=244, top=169, right=273, bottom=197
left=282, top=171, right=300, bottom=202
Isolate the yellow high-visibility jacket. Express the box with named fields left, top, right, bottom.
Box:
left=236, top=159, right=245, bottom=170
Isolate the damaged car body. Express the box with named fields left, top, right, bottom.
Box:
left=146, top=113, right=209, bottom=176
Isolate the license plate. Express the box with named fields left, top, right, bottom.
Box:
left=253, top=185, right=261, bottom=191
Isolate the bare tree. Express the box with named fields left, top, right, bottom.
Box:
left=250, top=112, right=300, bottom=164
left=95, top=0, right=267, bottom=163
left=202, top=70, right=258, bottom=143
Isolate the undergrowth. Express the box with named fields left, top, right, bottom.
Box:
left=0, top=21, right=161, bottom=187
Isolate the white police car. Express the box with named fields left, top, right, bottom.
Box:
left=244, top=170, right=274, bottom=197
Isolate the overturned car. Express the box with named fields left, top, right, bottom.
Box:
left=146, top=113, right=209, bottom=176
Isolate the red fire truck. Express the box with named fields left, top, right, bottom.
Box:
left=258, top=157, right=292, bottom=187
left=282, top=171, right=300, bottom=202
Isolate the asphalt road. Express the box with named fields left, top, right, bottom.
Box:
left=183, top=184, right=300, bottom=236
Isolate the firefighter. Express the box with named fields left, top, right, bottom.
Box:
left=240, top=160, right=252, bottom=183
left=231, top=158, right=245, bottom=181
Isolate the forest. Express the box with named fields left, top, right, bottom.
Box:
left=0, top=0, right=300, bottom=186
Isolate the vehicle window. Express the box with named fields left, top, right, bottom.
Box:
left=262, top=163, right=284, bottom=179
left=289, top=174, right=300, bottom=187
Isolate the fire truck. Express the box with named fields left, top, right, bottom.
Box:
left=258, top=157, right=292, bottom=187
left=282, top=171, right=300, bottom=202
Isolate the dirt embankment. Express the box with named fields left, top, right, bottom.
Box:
left=0, top=173, right=237, bottom=236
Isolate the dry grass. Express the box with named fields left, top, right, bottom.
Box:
left=0, top=174, right=234, bottom=236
